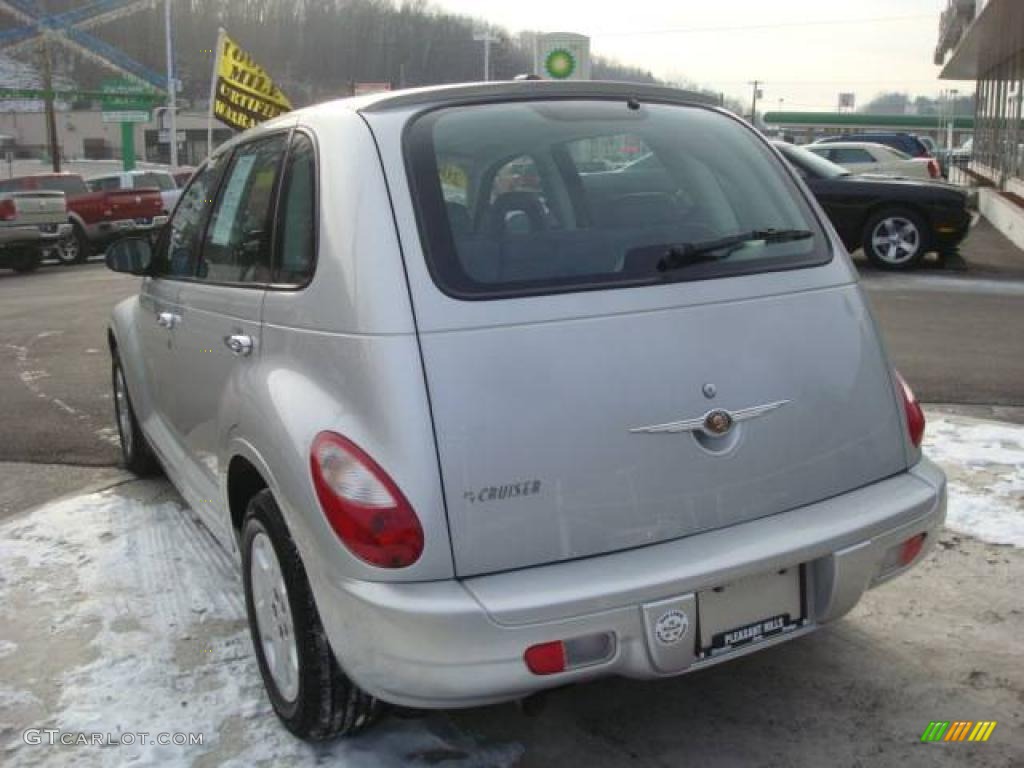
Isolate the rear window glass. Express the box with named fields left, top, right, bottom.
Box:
left=406, top=100, right=828, bottom=299
left=134, top=172, right=176, bottom=191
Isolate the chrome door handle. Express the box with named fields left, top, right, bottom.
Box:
left=224, top=334, right=254, bottom=357
left=156, top=311, right=180, bottom=329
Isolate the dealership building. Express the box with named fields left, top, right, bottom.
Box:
left=935, top=0, right=1024, bottom=246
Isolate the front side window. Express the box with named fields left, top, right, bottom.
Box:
left=153, top=158, right=223, bottom=278
left=406, top=100, right=828, bottom=299
left=197, top=135, right=285, bottom=284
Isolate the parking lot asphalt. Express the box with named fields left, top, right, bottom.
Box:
left=2, top=226, right=1023, bottom=478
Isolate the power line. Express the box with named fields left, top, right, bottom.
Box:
left=588, top=14, right=933, bottom=38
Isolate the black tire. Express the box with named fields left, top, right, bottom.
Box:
left=111, top=352, right=159, bottom=475
left=66, top=224, right=91, bottom=264
left=10, top=248, right=41, bottom=273
left=241, top=489, right=381, bottom=741
left=862, top=208, right=928, bottom=271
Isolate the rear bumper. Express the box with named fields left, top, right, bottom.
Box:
left=85, top=216, right=168, bottom=242
left=316, top=459, right=946, bottom=709
left=0, top=222, right=70, bottom=247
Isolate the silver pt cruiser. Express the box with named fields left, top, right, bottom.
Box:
left=105, top=81, right=946, bottom=740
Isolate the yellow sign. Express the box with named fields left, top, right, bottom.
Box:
left=212, top=30, right=292, bottom=132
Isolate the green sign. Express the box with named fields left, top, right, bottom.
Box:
left=0, top=87, right=161, bottom=104
left=544, top=49, right=577, bottom=80
left=101, top=78, right=160, bottom=111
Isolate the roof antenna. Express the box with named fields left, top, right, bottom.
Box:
left=627, top=97, right=641, bottom=111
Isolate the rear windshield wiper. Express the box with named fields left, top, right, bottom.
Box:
left=657, top=229, right=814, bottom=272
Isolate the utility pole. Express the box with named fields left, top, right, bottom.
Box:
left=165, top=0, right=178, bottom=168
left=473, top=29, right=498, bottom=82
left=38, top=23, right=60, bottom=172
left=749, top=80, right=763, bottom=124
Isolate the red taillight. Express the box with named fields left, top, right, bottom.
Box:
left=900, top=533, right=926, bottom=566
left=310, top=432, right=424, bottom=568
left=0, top=199, right=17, bottom=221
left=895, top=371, right=925, bottom=448
left=927, top=159, right=940, bottom=178
left=524, top=641, right=566, bottom=675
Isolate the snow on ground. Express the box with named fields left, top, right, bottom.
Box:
left=0, top=412, right=1019, bottom=765
left=924, top=413, right=1024, bottom=548
left=0, top=489, right=522, bottom=767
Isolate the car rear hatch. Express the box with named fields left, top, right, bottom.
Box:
left=367, top=92, right=910, bottom=577
left=7, top=191, right=66, bottom=225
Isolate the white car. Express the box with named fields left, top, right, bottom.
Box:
left=87, top=170, right=182, bottom=215
left=103, top=81, right=946, bottom=740
left=805, top=142, right=940, bottom=180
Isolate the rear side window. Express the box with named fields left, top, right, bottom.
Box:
left=273, top=133, right=317, bottom=285
left=134, top=172, right=176, bottom=191
left=830, top=148, right=876, bottom=164
left=89, top=177, right=121, bottom=192
left=197, top=135, right=286, bottom=284
left=406, top=100, right=828, bottom=299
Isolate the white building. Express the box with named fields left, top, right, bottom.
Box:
left=935, top=0, right=1024, bottom=247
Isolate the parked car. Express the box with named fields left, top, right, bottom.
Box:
left=171, top=167, right=197, bottom=187
left=814, top=131, right=933, bottom=159
left=105, top=82, right=946, bottom=740
left=1, top=173, right=167, bottom=263
left=0, top=187, right=71, bottom=272
left=87, top=169, right=182, bottom=215
left=774, top=141, right=971, bottom=269
left=804, top=142, right=940, bottom=180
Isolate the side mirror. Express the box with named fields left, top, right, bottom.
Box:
left=105, top=237, right=153, bottom=275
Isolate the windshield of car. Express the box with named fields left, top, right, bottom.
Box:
left=774, top=143, right=851, bottom=179
left=406, top=100, right=828, bottom=299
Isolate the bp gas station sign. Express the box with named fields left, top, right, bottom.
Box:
left=535, top=33, right=591, bottom=80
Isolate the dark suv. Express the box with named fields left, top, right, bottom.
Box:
left=815, top=132, right=932, bottom=158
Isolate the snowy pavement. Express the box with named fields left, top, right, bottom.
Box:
left=0, top=410, right=1021, bottom=766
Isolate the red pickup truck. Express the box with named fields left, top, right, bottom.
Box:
left=0, top=173, right=167, bottom=264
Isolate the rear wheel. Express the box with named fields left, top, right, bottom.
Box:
left=111, top=353, right=159, bottom=475
left=242, top=489, right=381, bottom=741
left=862, top=209, right=927, bottom=270
left=60, top=225, right=91, bottom=265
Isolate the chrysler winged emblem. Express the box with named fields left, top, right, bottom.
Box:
left=630, top=400, right=790, bottom=437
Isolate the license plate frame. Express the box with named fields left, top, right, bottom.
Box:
left=697, top=565, right=806, bottom=658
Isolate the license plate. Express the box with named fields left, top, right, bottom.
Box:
left=135, top=217, right=153, bottom=226
left=698, top=566, right=804, bottom=657
left=38, top=224, right=57, bottom=234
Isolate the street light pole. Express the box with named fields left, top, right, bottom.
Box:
left=749, top=80, right=763, bottom=124
left=473, top=30, right=498, bottom=82
left=165, top=0, right=178, bottom=169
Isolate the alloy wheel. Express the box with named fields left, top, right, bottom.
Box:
left=871, top=216, right=921, bottom=265
left=250, top=531, right=300, bottom=703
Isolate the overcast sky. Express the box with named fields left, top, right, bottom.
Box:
left=430, top=0, right=974, bottom=111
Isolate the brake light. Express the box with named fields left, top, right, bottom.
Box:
left=899, top=533, right=926, bottom=566
left=0, top=199, right=16, bottom=221
left=525, top=641, right=566, bottom=675
left=895, top=371, right=925, bottom=448
left=927, top=159, right=940, bottom=178
left=310, top=432, right=423, bottom=568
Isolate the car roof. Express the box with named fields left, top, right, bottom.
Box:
left=211, top=80, right=725, bottom=159
left=807, top=142, right=893, bottom=151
